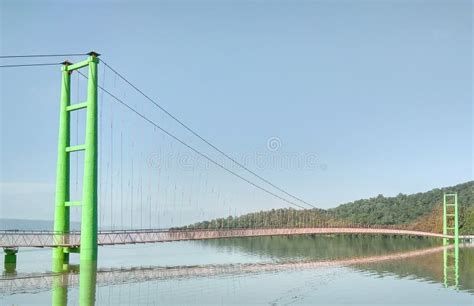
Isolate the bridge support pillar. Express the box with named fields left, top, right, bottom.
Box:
left=4, top=248, right=18, bottom=274
left=80, top=52, right=99, bottom=263
left=53, top=52, right=100, bottom=267
left=53, top=60, right=72, bottom=267
left=442, top=193, right=459, bottom=289
left=443, top=193, right=459, bottom=245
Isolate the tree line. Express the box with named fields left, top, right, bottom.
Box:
left=180, top=181, right=473, bottom=234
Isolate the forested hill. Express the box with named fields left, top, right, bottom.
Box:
left=183, top=181, right=474, bottom=234
left=328, top=181, right=473, bottom=225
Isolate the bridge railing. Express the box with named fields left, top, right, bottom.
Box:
left=1, top=227, right=455, bottom=248
left=0, top=231, right=81, bottom=248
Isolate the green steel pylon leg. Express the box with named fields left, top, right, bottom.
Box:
left=53, top=62, right=71, bottom=265
left=443, top=194, right=447, bottom=246
left=454, top=193, right=459, bottom=289
left=454, top=193, right=459, bottom=245
left=80, top=53, right=99, bottom=263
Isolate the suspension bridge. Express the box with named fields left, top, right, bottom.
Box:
left=0, top=52, right=463, bottom=271
left=0, top=227, right=457, bottom=249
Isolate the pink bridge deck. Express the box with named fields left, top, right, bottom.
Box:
left=0, top=227, right=453, bottom=248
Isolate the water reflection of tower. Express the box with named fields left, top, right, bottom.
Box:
left=442, top=193, right=459, bottom=289
left=52, top=257, right=70, bottom=306
left=51, top=257, right=97, bottom=306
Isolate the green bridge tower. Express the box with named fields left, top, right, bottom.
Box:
left=53, top=52, right=100, bottom=268
left=443, top=192, right=459, bottom=245
left=442, top=192, right=459, bottom=288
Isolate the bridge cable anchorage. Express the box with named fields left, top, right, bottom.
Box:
left=0, top=53, right=89, bottom=58
left=76, top=70, right=308, bottom=210
left=100, top=60, right=318, bottom=209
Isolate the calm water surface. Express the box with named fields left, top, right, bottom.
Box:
left=1, top=235, right=473, bottom=305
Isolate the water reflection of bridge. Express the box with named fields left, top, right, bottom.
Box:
left=1, top=244, right=469, bottom=296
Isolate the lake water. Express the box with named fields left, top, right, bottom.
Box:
left=1, top=235, right=473, bottom=305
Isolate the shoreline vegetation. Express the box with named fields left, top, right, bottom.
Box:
left=181, top=181, right=474, bottom=235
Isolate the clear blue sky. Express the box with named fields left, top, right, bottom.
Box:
left=0, top=0, right=472, bottom=223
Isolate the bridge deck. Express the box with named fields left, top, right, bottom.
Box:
left=0, top=227, right=456, bottom=248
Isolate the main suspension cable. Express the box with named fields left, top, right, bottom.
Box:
left=0, top=62, right=61, bottom=68
left=77, top=70, right=308, bottom=210
left=101, top=60, right=317, bottom=209
left=0, top=53, right=88, bottom=59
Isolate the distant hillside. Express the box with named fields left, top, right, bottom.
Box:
left=184, top=181, right=474, bottom=234
left=328, top=181, right=472, bottom=226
